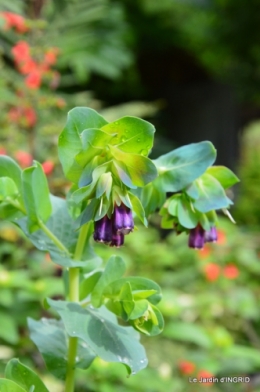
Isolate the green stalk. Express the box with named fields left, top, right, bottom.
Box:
left=38, top=220, right=70, bottom=254
left=65, top=223, right=91, bottom=392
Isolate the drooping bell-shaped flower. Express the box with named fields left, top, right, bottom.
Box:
left=205, top=226, right=218, bottom=243
left=93, top=215, right=113, bottom=244
left=113, top=203, right=134, bottom=235
left=110, top=232, right=124, bottom=247
left=188, top=224, right=205, bottom=249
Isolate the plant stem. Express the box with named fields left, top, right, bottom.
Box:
left=38, top=220, right=70, bottom=255
left=65, top=223, right=90, bottom=392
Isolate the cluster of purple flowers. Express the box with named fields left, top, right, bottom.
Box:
left=188, top=224, right=218, bottom=249
left=93, top=203, right=134, bottom=247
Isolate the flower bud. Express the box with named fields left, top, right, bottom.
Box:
left=110, top=233, right=124, bottom=247
left=93, top=215, right=112, bottom=244
left=113, top=203, right=134, bottom=235
left=205, top=226, right=218, bottom=242
left=188, top=224, right=205, bottom=249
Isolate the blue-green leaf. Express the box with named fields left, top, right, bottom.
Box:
left=28, top=318, right=96, bottom=380
left=194, top=173, right=232, bottom=213
left=91, top=255, right=126, bottom=307
left=153, top=141, right=216, bottom=192
left=47, top=300, right=148, bottom=375
left=206, top=166, right=240, bottom=189
left=17, top=196, right=101, bottom=268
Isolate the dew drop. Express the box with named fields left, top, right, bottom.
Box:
left=121, top=136, right=126, bottom=142
left=137, top=138, right=141, bottom=142
left=140, top=149, right=147, bottom=156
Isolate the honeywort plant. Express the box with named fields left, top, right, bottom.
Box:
left=0, top=107, right=239, bottom=391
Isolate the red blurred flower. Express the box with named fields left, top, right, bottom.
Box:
left=23, top=107, right=37, bottom=128
left=12, top=41, right=30, bottom=62
left=197, top=370, right=214, bottom=386
left=44, top=48, right=59, bottom=65
left=56, top=98, right=66, bottom=108
left=203, top=263, right=220, bottom=282
left=18, top=58, right=37, bottom=75
left=15, top=150, right=33, bottom=168
left=217, top=229, right=226, bottom=245
left=8, top=106, right=37, bottom=128
left=0, top=146, right=7, bottom=155
left=42, top=161, right=55, bottom=176
left=223, top=264, right=239, bottom=280
left=198, top=245, right=212, bottom=259
left=8, top=107, right=22, bottom=123
left=178, top=360, right=196, bottom=375
left=1, top=12, right=28, bottom=33
left=25, top=70, right=42, bottom=89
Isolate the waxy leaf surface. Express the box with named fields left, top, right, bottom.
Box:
left=153, top=141, right=216, bottom=192
left=101, top=116, right=155, bottom=155
left=28, top=318, right=96, bottom=380
left=48, top=299, right=148, bottom=375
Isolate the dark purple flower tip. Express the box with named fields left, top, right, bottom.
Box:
left=188, top=225, right=205, bottom=249
left=205, top=227, right=218, bottom=243
left=93, top=215, right=112, bottom=244
left=113, top=203, right=134, bottom=235
left=110, top=232, right=124, bottom=247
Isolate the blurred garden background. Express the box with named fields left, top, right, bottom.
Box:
left=1, top=0, right=260, bottom=391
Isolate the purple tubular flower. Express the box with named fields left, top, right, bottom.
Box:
left=110, top=232, right=124, bottom=247
left=93, top=215, right=113, bottom=244
left=205, top=226, right=218, bottom=243
left=113, top=203, right=134, bottom=235
left=188, top=225, right=205, bottom=249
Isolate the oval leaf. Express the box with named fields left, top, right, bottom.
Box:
left=206, top=166, right=240, bottom=189
left=5, top=359, right=49, bottom=392
left=0, top=379, right=27, bottom=392
left=153, top=141, right=216, bottom=192
left=47, top=299, right=148, bottom=375
left=101, top=116, right=155, bottom=155
left=58, top=107, right=108, bottom=181
left=22, top=162, right=52, bottom=232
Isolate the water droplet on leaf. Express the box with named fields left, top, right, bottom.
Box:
left=121, top=136, right=126, bottom=142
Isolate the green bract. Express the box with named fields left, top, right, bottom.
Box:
left=58, top=107, right=158, bottom=229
